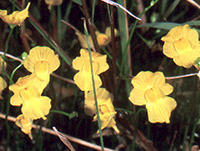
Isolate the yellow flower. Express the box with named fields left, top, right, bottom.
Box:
left=161, top=24, right=200, bottom=68
left=0, top=77, right=7, bottom=99
left=93, top=111, right=119, bottom=133
left=0, top=3, right=30, bottom=26
left=84, top=88, right=113, bottom=116
left=9, top=73, right=49, bottom=106
left=72, top=49, right=109, bottom=91
left=74, top=70, right=102, bottom=92
left=23, top=46, right=60, bottom=81
left=76, top=27, right=118, bottom=49
left=85, top=88, right=119, bottom=133
left=73, top=49, right=109, bottom=75
left=44, top=0, right=63, bottom=10
left=0, top=57, right=7, bottom=74
left=93, top=98, right=119, bottom=133
left=15, top=114, right=33, bottom=139
left=9, top=74, right=51, bottom=120
left=20, top=86, right=51, bottom=120
left=129, top=71, right=177, bottom=123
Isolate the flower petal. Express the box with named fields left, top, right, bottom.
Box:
left=24, top=46, right=60, bottom=77
left=146, top=96, right=177, bottom=123
left=15, top=114, right=33, bottom=139
left=74, top=71, right=102, bottom=91
left=0, top=3, right=30, bottom=26
left=161, top=24, right=200, bottom=68
left=22, top=96, right=51, bottom=120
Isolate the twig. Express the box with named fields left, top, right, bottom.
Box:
left=165, top=73, right=198, bottom=80
left=0, top=51, right=23, bottom=62
left=100, top=0, right=141, bottom=20
left=126, top=73, right=198, bottom=80
left=0, top=113, right=115, bottom=151
left=51, top=73, right=75, bottom=84
left=53, top=127, right=75, bottom=151
left=185, top=0, right=200, bottom=9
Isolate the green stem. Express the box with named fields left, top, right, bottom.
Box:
left=50, top=110, right=78, bottom=119
left=84, top=21, right=104, bottom=150
left=2, top=27, right=14, bottom=74
left=4, top=26, right=15, bottom=151
left=91, top=0, right=96, bottom=24
left=10, top=62, right=24, bottom=84
left=182, top=122, right=189, bottom=149
left=189, top=121, right=198, bottom=149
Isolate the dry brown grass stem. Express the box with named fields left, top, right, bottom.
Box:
left=185, top=0, right=200, bottom=9
left=0, top=113, right=115, bottom=151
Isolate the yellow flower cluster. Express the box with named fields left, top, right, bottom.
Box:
left=0, top=57, right=7, bottom=99
left=72, top=49, right=109, bottom=91
left=161, top=24, right=200, bottom=68
left=128, top=24, right=200, bottom=124
left=85, top=88, right=119, bottom=133
left=0, top=3, right=30, bottom=26
left=129, top=71, right=177, bottom=123
left=76, top=27, right=117, bottom=49
left=72, top=45, right=119, bottom=132
left=9, top=46, right=60, bottom=138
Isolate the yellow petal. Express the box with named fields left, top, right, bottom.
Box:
left=93, top=55, right=109, bottom=75
left=84, top=88, right=113, bottom=116
left=129, top=71, right=174, bottom=107
left=94, top=112, right=119, bottom=133
left=129, top=88, right=146, bottom=105
left=75, top=32, right=94, bottom=49
left=0, top=57, right=7, bottom=74
left=161, top=24, right=200, bottom=68
left=72, top=49, right=109, bottom=75
left=16, top=114, right=33, bottom=139
left=161, top=25, right=199, bottom=45
left=22, top=96, right=51, bottom=120
left=0, top=10, right=7, bottom=17
left=105, top=27, right=118, bottom=37
left=0, top=3, right=30, bottom=26
left=16, top=86, right=43, bottom=118
left=86, top=88, right=112, bottom=100
left=23, top=46, right=60, bottom=77
left=19, top=86, right=40, bottom=102
left=173, top=45, right=200, bottom=68
left=35, top=61, right=50, bottom=81
left=162, top=42, right=179, bottom=58
left=0, top=77, right=7, bottom=99
left=106, top=116, right=120, bottom=133
left=146, top=96, right=177, bottom=123
left=96, top=33, right=110, bottom=46
left=161, top=83, right=173, bottom=96
left=131, top=71, right=154, bottom=89
left=9, top=73, right=49, bottom=106
left=10, top=92, right=23, bottom=106
left=174, top=37, right=191, bottom=54
left=144, top=87, right=164, bottom=103
left=74, top=71, right=102, bottom=91
left=72, top=56, right=85, bottom=71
